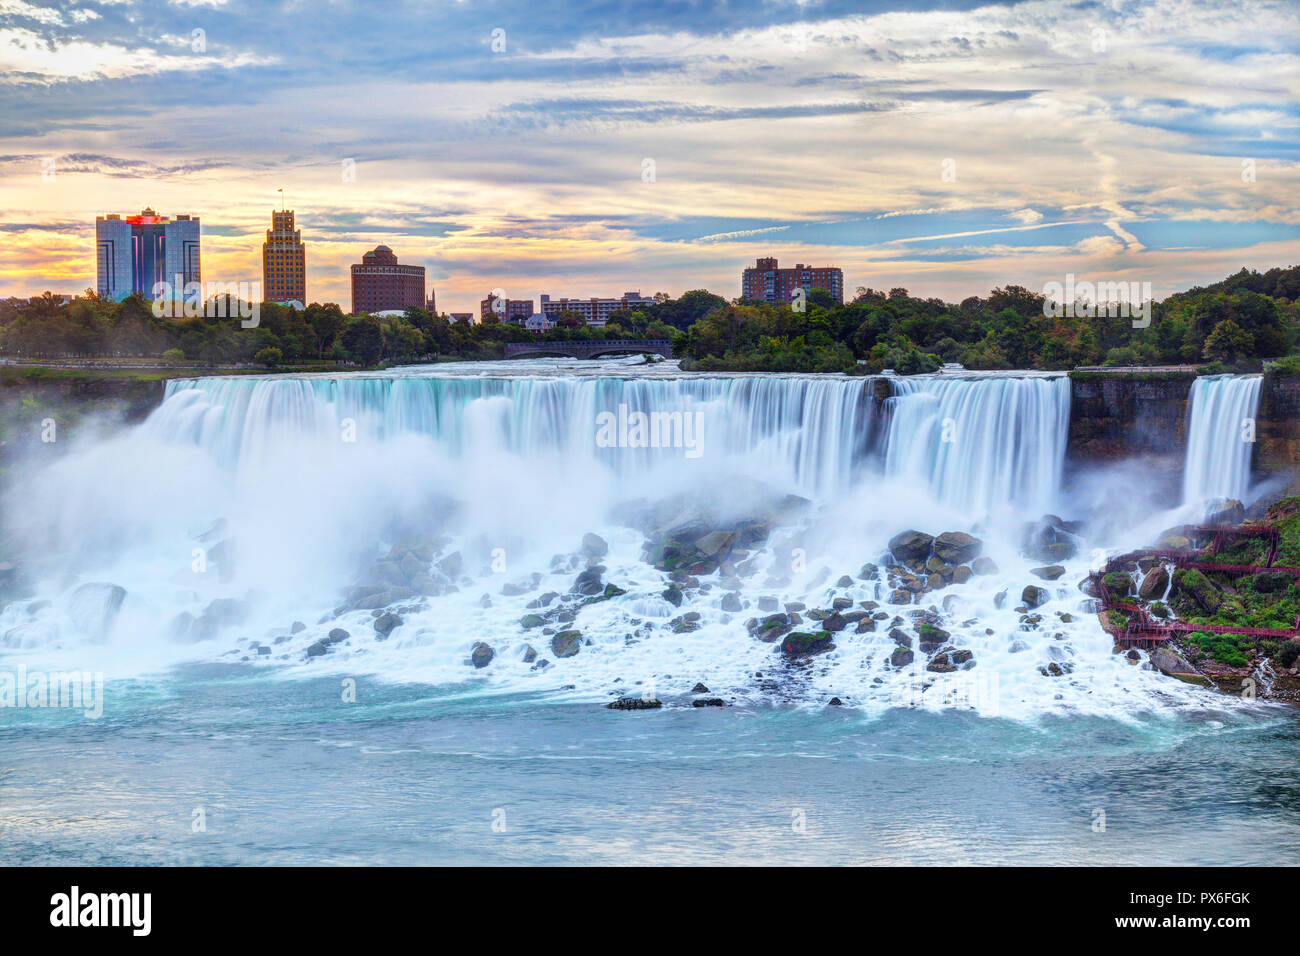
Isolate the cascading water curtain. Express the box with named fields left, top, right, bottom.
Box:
left=155, top=374, right=881, bottom=498
left=1182, top=374, right=1263, bottom=506
left=882, top=375, right=1070, bottom=516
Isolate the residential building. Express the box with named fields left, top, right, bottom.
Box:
left=538, top=291, right=655, bottom=328
left=349, top=245, right=425, bottom=314
left=741, top=256, right=843, bottom=305
left=480, top=293, right=535, bottom=324
left=262, top=209, right=305, bottom=304
left=95, top=208, right=201, bottom=302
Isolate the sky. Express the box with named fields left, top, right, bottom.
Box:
left=0, top=0, right=1296, bottom=313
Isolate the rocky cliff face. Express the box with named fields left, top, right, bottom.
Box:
left=1066, top=373, right=1193, bottom=462
left=1066, top=372, right=1300, bottom=477
left=1255, top=377, right=1300, bottom=477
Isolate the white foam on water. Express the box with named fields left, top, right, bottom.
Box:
left=0, top=363, right=1248, bottom=718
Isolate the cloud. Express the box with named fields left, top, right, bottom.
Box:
left=0, top=0, right=1295, bottom=309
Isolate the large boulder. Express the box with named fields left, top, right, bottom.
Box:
left=694, top=530, right=738, bottom=561
left=551, top=630, right=583, bottom=658
left=750, top=614, right=792, bottom=643
left=888, top=530, right=934, bottom=563
left=67, top=582, right=127, bottom=642
left=927, top=652, right=957, bottom=673
left=606, top=696, right=662, bottom=710
left=889, top=646, right=914, bottom=667
left=581, top=532, right=609, bottom=559
left=1021, top=585, right=1049, bottom=609
left=1138, top=567, right=1169, bottom=601
left=435, top=551, right=463, bottom=578
left=1149, top=646, right=1197, bottom=677
left=1021, top=517, right=1079, bottom=562
left=933, top=532, right=981, bottom=565
left=780, top=632, right=834, bottom=656
left=1170, top=569, right=1222, bottom=615
left=571, top=567, right=605, bottom=596
left=470, top=641, right=495, bottom=668
left=1205, top=499, right=1245, bottom=527
left=373, top=612, right=402, bottom=638
left=1155, top=529, right=1192, bottom=551
left=189, top=596, right=250, bottom=643
left=918, top=623, right=949, bottom=653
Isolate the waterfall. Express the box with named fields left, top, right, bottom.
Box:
left=1182, top=375, right=1262, bottom=506
left=152, top=374, right=881, bottom=499
left=881, top=375, right=1070, bottom=515
left=3, top=363, right=1201, bottom=718
left=151, top=372, right=1072, bottom=514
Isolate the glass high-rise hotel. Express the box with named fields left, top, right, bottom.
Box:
left=95, top=208, right=201, bottom=302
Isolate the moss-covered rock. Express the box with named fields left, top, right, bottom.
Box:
left=1102, top=572, right=1133, bottom=597
left=751, top=613, right=792, bottom=642
left=1170, top=568, right=1223, bottom=615
left=780, top=631, right=834, bottom=656
left=551, top=630, right=583, bottom=657
left=918, top=623, right=950, bottom=652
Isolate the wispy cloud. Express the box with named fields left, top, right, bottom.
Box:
left=0, top=0, right=1295, bottom=308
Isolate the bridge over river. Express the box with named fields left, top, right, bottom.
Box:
left=503, top=339, right=673, bottom=360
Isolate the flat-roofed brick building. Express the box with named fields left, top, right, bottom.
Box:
left=741, top=257, right=843, bottom=305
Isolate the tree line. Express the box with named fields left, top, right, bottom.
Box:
left=2, top=266, right=1296, bottom=373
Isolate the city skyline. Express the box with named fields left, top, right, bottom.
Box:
left=0, top=0, right=1296, bottom=314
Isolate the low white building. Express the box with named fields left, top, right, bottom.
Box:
left=538, top=291, right=655, bottom=328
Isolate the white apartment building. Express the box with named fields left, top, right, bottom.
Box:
left=538, top=291, right=656, bottom=328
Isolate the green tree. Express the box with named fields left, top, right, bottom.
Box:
left=1202, top=319, right=1255, bottom=365
left=254, top=346, right=283, bottom=367
left=341, top=316, right=385, bottom=365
